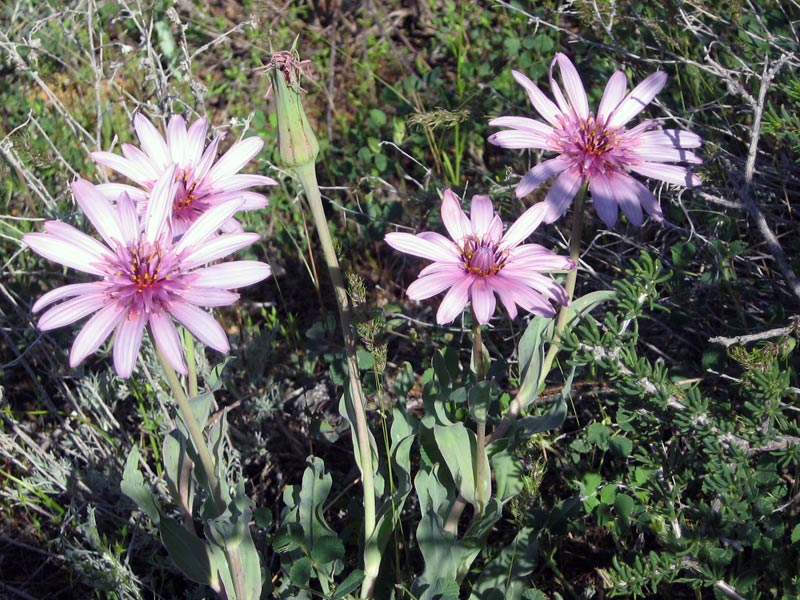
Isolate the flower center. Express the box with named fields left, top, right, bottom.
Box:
left=129, top=244, right=165, bottom=293
left=173, top=169, right=199, bottom=212
left=108, top=240, right=182, bottom=314
left=460, top=236, right=506, bottom=278
left=576, top=115, right=616, bottom=157
left=554, top=113, right=623, bottom=177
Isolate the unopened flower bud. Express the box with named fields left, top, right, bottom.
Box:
left=268, top=50, right=319, bottom=168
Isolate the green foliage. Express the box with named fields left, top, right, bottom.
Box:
left=3, top=0, right=800, bottom=599
left=560, top=252, right=800, bottom=598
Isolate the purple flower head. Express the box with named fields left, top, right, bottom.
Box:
left=488, top=53, right=702, bottom=227
left=385, top=189, right=574, bottom=325
left=23, top=167, right=271, bottom=378
left=91, top=114, right=277, bottom=236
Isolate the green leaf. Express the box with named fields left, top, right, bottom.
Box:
left=205, top=482, right=263, bottom=600
left=468, top=525, right=539, bottom=600
left=160, top=517, right=215, bottom=585
left=517, top=317, right=551, bottom=383
left=468, top=381, right=492, bottom=424
left=587, top=423, right=610, bottom=450
left=609, top=435, right=633, bottom=457
left=614, top=493, right=635, bottom=522
left=120, top=444, right=161, bottom=524
left=339, top=391, right=379, bottom=485
left=563, top=290, right=617, bottom=330
left=434, top=422, right=489, bottom=506
left=414, top=468, right=459, bottom=586
left=298, top=457, right=338, bottom=549
left=254, top=507, right=273, bottom=530
left=310, top=535, right=345, bottom=564
left=421, top=577, right=460, bottom=600
left=600, top=484, right=618, bottom=505
left=490, top=445, right=523, bottom=502
left=187, top=392, right=214, bottom=428
left=791, top=523, right=800, bottom=544
left=333, top=569, right=365, bottom=599
left=356, top=348, right=374, bottom=370
left=289, top=556, right=312, bottom=587
left=530, top=34, right=554, bottom=53
left=163, top=431, right=194, bottom=520
left=514, top=396, right=567, bottom=440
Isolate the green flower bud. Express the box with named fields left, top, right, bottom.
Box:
left=268, top=51, right=319, bottom=169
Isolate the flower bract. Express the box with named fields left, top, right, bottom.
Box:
left=488, top=53, right=702, bottom=227
left=385, top=189, right=573, bottom=325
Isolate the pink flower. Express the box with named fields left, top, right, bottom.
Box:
left=91, top=114, right=277, bottom=236
left=23, top=167, right=271, bottom=378
left=488, top=53, right=702, bottom=227
left=385, top=190, right=573, bottom=325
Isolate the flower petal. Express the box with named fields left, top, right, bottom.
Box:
left=589, top=174, right=621, bottom=227
left=69, top=303, right=126, bottom=367
left=168, top=301, right=229, bottom=353
left=406, top=268, right=463, bottom=300
left=149, top=311, right=187, bottom=374
left=205, top=174, right=277, bottom=193
left=597, top=71, right=628, bottom=122
left=512, top=70, right=562, bottom=127
left=186, top=117, right=209, bottom=165
left=180, top=233, right=261, bottom=269
left=436, top=275, right=473, bottom=325
left=134, top=113, right=170, bottom=169
left=113, top=311, right=147, bottom=378
left=517, top=156, right=571, bottom=197
left=441, top=189, right=472, bottom=243
left=37, top=292, right=109, bottom=330
left=487, top=129, right=551, bottom=150
left=94, top=182, right=149, bottom=203
left=554, top=53, right=589, bottom=120
left=541, top=168, right=583, bottom=223
left=91, top=151, right=154, bottom=185
left=24, top=231, right=106, bottom=276
left=636, top=129, right=702, bottom=149
left=385, top=232, right=460, bottom=263
left=166, top=115, right=189, bottom=166
left=469, top=195, right=495, bottom=237
left=627, top=162, right=702, bottom=187
left=488, top=116, right=554, bottom=138
left=174, top=199, right=246, bottom=254
left=607, top=71, right=667, bottom=129
left=191, top=261, right=271, bottom=289
left=501, top=202, right=547, bottom=249
left=32, top=282, right=106, bottom=313
left=470, top=279, right=497, bottom=324
left=179, top=288, right=240, bottom=307
left=72, top=179, right=126, bottom=247
left=144, top=164, right=179, bottom=243
left=116, top=193, right=139, bottom=245
left=206, top=136, right=264, bottom=182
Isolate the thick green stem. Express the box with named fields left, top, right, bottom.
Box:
left=475, top=421, right=487, bottom=512
left=183, top=329, right=198, bottom=399
left=293, top=162, right=377, bottom=597
left=538, top=183, right=588, bottom=388
left=156, top=349, right=225, bottom=514
left=472, top=322, right=487, bottom=513
left=489, top=185, right=588, bottom=443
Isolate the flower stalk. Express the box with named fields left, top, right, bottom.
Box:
left=538, top=182, right=588, bottom=387
left=155, top=348, right=225, bottom=514
left=269, top=50, right=378, bottom=597
left=490, top=184, right=587, bottom=442
left=472, top=322, right=487, bottom=514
